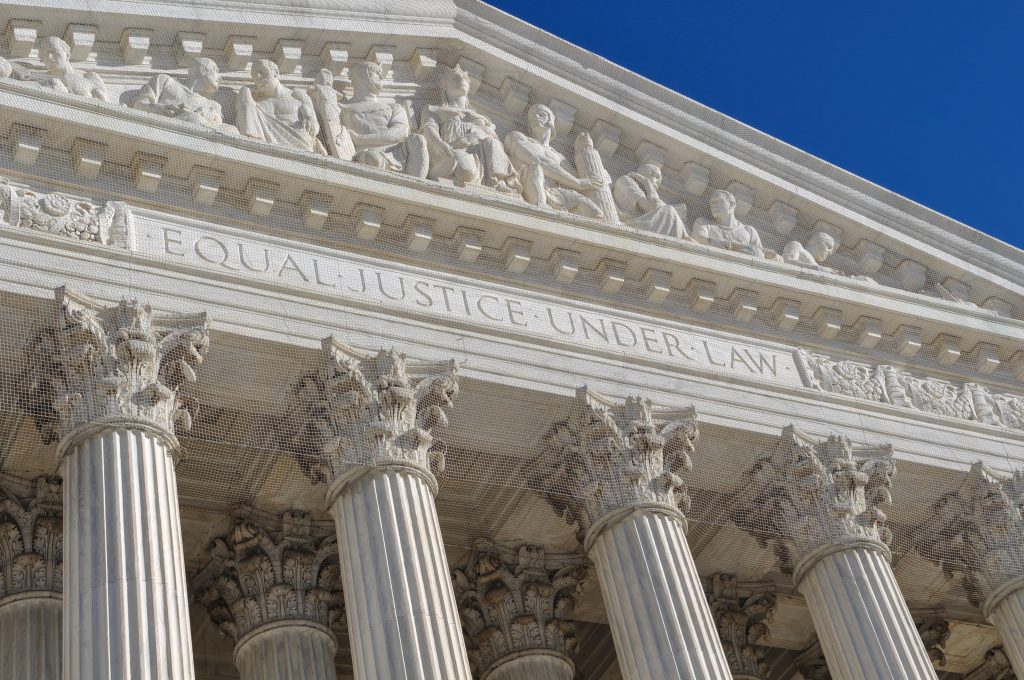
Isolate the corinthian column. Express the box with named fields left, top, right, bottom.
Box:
left=534, top=387, right=731, bottom=680
left=196, top=511, right=342, bottom=680
left=21, top=287, right=209, bottom=680
left=452, top=541, right=587, bottom=680
left=707, top=574, right=776, bottom=680
left=734, top=426, right=936, bottom=680
left=0, top=476, right=63, bottom=680
left=288, top=337, right=471, bottom=680
left=914, top=463, right=1024, bottom=677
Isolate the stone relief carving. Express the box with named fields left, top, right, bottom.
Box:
left=332, top=60, right=427, bottom=177
left=421, top=65, right=519, bottom=192
left=613, top=162, right=688, bottom=239
left=707, top=574, right=775, bottom=679
left=132, top=57, right=236, bottom=134
left=195, top=511, right=343, bottom=641
left=0, top=476, right=63, bottom=598
left=19, top=287, right=209, bottom=444
left=782, top=231, right=837, bottom=271
left=533, top=387, right=699, bottom=544
left=0, top=56, right=30, bottom=81
left=451, top=540, right=587, bottom=677
left=236, top=59, right=323, bottom=153
left=0, top=178, right=134, bottom=248
left=916, top=617, right=950, bottom=667
left=796, top=348, right=1024, bottom=431
left=732, top=425, right=894, bottom=575
left=693, top=190, right=765, bottom=257
left=914, top=463, right=1024, bottom=609
left=286, top=337, right=459, bottom=490
left=38, top=36, right=110, bottom=101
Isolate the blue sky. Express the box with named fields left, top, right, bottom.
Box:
left=486, top=0, right=1024, bottom=249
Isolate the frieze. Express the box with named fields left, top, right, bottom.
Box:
left=1, top=177, right=133, bottom=248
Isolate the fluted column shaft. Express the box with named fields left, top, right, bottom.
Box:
left=0, top=593, right=61, bottom=680
left=797, top=543, right=936, bottom=680
left=331, top=468, right=472, bottom=680
left=62, top=426, right=194, bottom=680
left=986, top=582, right=1024, bottom=677
left=234, top=621, right=338, bottom=680
left=483, top=651, right=574, bottom=680
left=588, top=509, right=731, bottom=680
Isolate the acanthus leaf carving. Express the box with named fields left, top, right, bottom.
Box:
left=0, top=476, right=63, bottom=598
left=1, top=177, right=134, bottom=248
left=916, top=617, right=950, bottom=667
left=707, top=574, right=776, bottom=679
left=19, top=287, right=209, bottom=445
left=732, top=425, right=894, bottom=575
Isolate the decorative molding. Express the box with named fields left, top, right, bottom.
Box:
left=533, top=386, right=698, bottom=544
left=1, top=177, right=133, bottom=248
left=195, top=511, right=342, bottom=643
left=0, top=476, right=62, bottom=598
left=914, top=463, right=1024, bottom=608
left=732, top=425, right=894, bottom=575
left=796, top=349, right=1024, bottom=431
left=19, top=287, right=209, bottom=446
left=452, top=540, right=587, bottom=677
left=707, top=574, right=775, bottom=679
left=916, top=617, right=950, bottom=667
left=286, top=336, right=458, bottom=497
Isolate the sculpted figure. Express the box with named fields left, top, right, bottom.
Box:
left=309, top=68, right=352, bottom=157
left=38, top=36, right=110, bottom=102
left=0, top=57, right=30, bottom=81
left=613, top=163, right=688, bottom=239
left=693, top=190, right=764, bottom=257
left=782, top=231, right=838, bottom=271
left=334, top=61, right=428, bottom=177
left=504, top=103, right=605, bottom=218
left=236, top=59, right=323, bottom=153
left=421, top=65, right=518, bottom=192
left=132, top=58, right=235, bottom=133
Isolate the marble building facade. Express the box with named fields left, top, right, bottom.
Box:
left=0, top=1, right=1023, bottom=679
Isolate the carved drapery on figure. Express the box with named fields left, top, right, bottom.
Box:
left=707, top=574, right=775, bottom=679
left=613, top=163, right=688, bottom=238
left=195, top=511, right=343, bottom=642
left=19, top=286, right=209, bottom=446
left=286, top=336, right=458, bottom=496
left=533, top=386, right=698, bottom=546
left=452, top=541, right=587, bottom=678
left=236, top=59, right=323, bottom=153
left=732, top=425, right=895, bottom=575
left=37, top=36, right=109, bottom=101
left=693, top=190, right=764, bottom=257
left=132, top=57, right=236, bottom=134
left=0, top=476, right=62, bottom=598
left=796, top=349, right=1024, bottom=431
left=1, top=178, right=133, bottom=248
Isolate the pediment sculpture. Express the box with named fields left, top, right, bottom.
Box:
left=782, top=230, right=838, bottom=271
left=613, top=162, right=688, bottom=239
left=692, top=190, right=765, bottom=257
left=236, top=58, right=324, bottom=153
left=132, top=57, right=237, bottom=135
left=38, top=36, right=110, bottom=102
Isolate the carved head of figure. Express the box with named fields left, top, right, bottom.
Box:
left=709, top=189, right=737, bottom=224
left=251, top=59, right=281, bottom=97
left=807, top=231, right=838, bottom=263
left=314, top=68, right=333, bottom=87
left=637, top=162, right=663, bottom=189
left=350, top=60, right=384, bottom=97
left=442, top=64, right=471, bottom=105
left=40, top=36, right=72, bottom=75
left=526, top=103, right=556, bottom=143
left=189, top=57, right=221, bottom=94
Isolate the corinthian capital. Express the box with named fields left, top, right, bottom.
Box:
left=732, top=425, right=895, bottom=576
left=452, top=541, right=587, bottom=678
left=0, top=476, right=63, bottom=598
left=195, top=510, right=342, bottom=643
left=286, top=336, right=458, bottom=496
left=707, top=574, right=775, bottom=679
left=533, top=387, right=698, bottom=544
left=914, top=463, right=1024, bottom=609
left=20, top=287, right=209, bottom=447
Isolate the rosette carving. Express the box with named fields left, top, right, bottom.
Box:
left=452, top=541, right=587, bottom=677
left=195, top=510, right=342, bottom=642
left=20, top=287, right=209, bottom=445
left=0, top=476, right=63, bottom=598
left=707, top=574, right=775, bottom=679
left=1, top=177, right=133, bottom=248
left=287, top=336, right=458, bottom=492
left=733, top=425, right=895, bottom=574
left=533, top=386, right=699, bottom=543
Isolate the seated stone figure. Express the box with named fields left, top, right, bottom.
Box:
left=613, top=163, right=688, bottom=239
left=132, top=57, right=235, bottom=133
left=309, top=68, right=350, bottom=157
left=236, top=59, right=323, bottom=153
left=693, top=190, right=764, bottom=257
left=782, top=231, right=838, bottom=271
left=421, top=65, right=518, bottom=192
left=0, top=57, right=30, bottom=81
left=38, top=36, right=110, bottom=102
left=333, top=61, right=427, bottom=177
left=504, top=103, right=605, bottom=218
